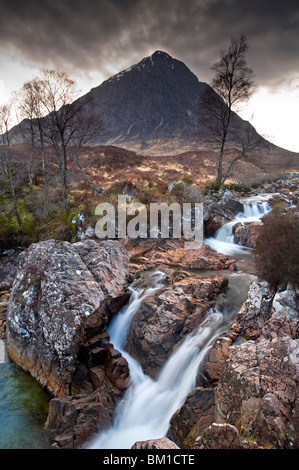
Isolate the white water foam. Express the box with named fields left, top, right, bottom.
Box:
left=88, top=272, right=223, bottom=449
left=0, top=339, right=7, bottom=363
left=205, top=195, right=272, bottom=256
left=88, top=194, right=270, bottom=449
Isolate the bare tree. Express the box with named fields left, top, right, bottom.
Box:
left=15, top=78, right=47, bottom=175
left=31, top=70, right=79, bottom=211
left=19, top=69, right=100, bottom=212
left=0, top=104, right=23, bottom=229
left=200, top=34, right=256, bottom=187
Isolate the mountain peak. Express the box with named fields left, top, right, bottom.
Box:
left=86, top=50, right=211, bottom=152
left=105, top=51, right=179, bottom=84
left=151, top=50, right=173, bottom=60
left=147, top=50, right=176, bottom=68
left=9, top=49, right=269, bottom=157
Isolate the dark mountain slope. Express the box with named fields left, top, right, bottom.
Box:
left=6, top=50, right=297, bottom=160
left=74, top=50, right=264, bottom=154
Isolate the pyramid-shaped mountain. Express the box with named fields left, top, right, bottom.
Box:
left=78, top=50, right=260, bottom=154
left=9, top=50, right=273, bottom=156
left=81, top=51, right=211, bottom=152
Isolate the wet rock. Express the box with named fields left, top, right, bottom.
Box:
left=44, top=343, right=130, bottom=448
left=132, top=438, right=180, bottom=449
left=139, top=241, right=236, bottom=271
left=231, top=279, right=299, bottom=342
left=231, top=279, right=275, bottom=340
left=195, top=423, right=259, bottom=449
left=203, top=201, right=235, bottom=237
left=45, top=374, right=124, bottom=449
left=198, top=336, right=232, bottom=385
left=168, top=387, right=215, bottom=448
left=261, top=283, right=299, bottom=340
left=6, top=239, right=130, bottom=397
left=214, top=336, right=299, bottom=448
left=221, top=190, right=244, bottom=214
left=125, top=275, right=228, bottom=378
left=233, top=221, right=263, bottom=248
left=203, top=189, right=244, bottom=237
left=104, top=348, right=131, bottom=392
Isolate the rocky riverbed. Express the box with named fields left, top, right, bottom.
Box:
left=0, top=174, right=298, bottom=449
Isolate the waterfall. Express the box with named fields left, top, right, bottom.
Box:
left=243, top=200, right=270, bottom=219
left=205, top=195, right=271, bottom=256
left=88, top=193, right=272, bottom=450
left=0, top=340, right=7, bottom=364
left=88, top=273, right=224, bottom=449
left=108, top=270, right=166, bottom=384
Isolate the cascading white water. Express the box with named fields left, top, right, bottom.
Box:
left=243, top=200, right=270, bottom=219
left=88, top=193, right=270, bottom=450
left=0, top=340, right=7, bottom=364
left=205, top=195, right=272, bottom=256
left=108, top=270, right=166, bottom=384
left=88, top=272, right=224, bottom=450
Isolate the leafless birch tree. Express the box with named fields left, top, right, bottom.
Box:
left=200, top=34, right=256, bottom=187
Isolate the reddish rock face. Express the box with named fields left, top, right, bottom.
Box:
left=231, top=279, right=299, bottom=342
left=215, top=336, right=299, bottom=448
left=125, top=274, right=228, bottom=379
left=45, top=365, right=127, bottom=449
left=233, top=221, right=263, bottom=248
left=126, top=239, right=236, bottom=272
left=6, top=239, right=130, bottom=397
left=168, top=387, right=216, bottom=448
left=182, top=279, right=299, bottom=450
left=230, top=279, right=275, bottom=340
left=195, top=423, right=259, bottom=449
left=131, top=437, right=179, bottom=449
left=6, top=239, right=132, bottom=449
left=199, top=336, right=232, bottom=385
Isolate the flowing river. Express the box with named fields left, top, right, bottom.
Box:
left=0, top=193, right=273, bottom=449
left=88, top=194, right=272, bottom=449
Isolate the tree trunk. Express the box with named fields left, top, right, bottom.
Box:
left=222, top=150, right=245, bottom=185
left=54, top=143, right=70, bottom=212
left=215, top=144, right=225, bottom=188
left=72, top=153, right=93, bottom=188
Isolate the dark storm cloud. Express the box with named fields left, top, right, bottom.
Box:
left=0, top=0, right=298, bottom=89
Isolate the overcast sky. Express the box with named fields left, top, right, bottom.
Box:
left=0, top=0, right=298, bottom=151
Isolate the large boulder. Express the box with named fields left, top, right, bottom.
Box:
left=195, top=423, right=259, bottom=449
left=45, top=363, right=126, bottom=449
left=215, top=336, right=299, bottom=448
left=6, top=239, right=130, bottom=397
left=132, top=438, right=180, bottom=449
left=204, top=201, right=235, bottom=237
left=231, top=280, right=299, bottom=341
left=221, top=190, right=244, bottom=214
left=125, top=274, right=228, bottom=378
left=135, top=240, right=236, bottom=272
left=233, top=221, right=263, bottom=248
left=182, top=278, right=299, bottom=449
left=231, top=279, right=275, bottom=340
left=168, top=387, right=215, bottom=448
left=261, top=283, right=299, bottom=340
left=203, top=190, right=243, bottom=237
